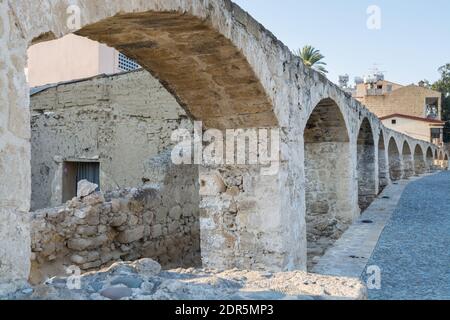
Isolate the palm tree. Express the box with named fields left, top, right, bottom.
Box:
left=295, top=45, right=328, bottom=75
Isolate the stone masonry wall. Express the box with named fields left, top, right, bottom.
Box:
left=305, top=142, right=353, bottom=270
left=30, top=158, right=200, bottom=284
left=1, top=0, right=444, bottom=286
left=30, top=69, right=191, bottom=210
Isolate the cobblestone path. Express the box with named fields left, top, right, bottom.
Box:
left=363, top=171, right=450, bottom=300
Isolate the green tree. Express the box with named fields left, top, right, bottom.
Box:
left=431, top=64, right=450, bottom=142
left=295, top=45, right=328, bottom=75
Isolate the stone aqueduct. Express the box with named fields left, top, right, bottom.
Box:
left=0, top=0, right=448, bottom=284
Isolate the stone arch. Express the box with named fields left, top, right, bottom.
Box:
left=402, top=141, right=414, bottom=178
left=426, top=147, right=434, bottom=171
left=388, top=137, right=402, bottom=181
left=413, top=145, right=426, bottom=175
left=356, top=118, right=376, bottom=211
left=304, top=98, right=353, bottom=270
left=378, top=130, right=389, bottom=191
left=2, top=0, right=287, bottom=283
left=72, top=10, right=276, bottom=129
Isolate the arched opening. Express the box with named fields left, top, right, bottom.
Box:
left=304, top=98, right=353, bottom=271
left=413, top=145, right=426, bottom=175
left=72, top=11, right=277, bottom=130
left=402, top=141, right=414, bottom=178
left=444, top=154, right=449, bottom=169
left=357, top=119, right=376, bottom=211
left=378, top=131, right=389, bottom=191
left=426, top=147, right=434, bottom=171
left=438, top=151, right=445, bottom=168
left=21, top=4, right=281, bottom=281
left=388, top=138, right=402, bottom=181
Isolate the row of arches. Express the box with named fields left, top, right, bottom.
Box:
left=304, top=98, right=447, bottom=270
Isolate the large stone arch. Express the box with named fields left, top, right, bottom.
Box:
left=388, top=137, right=402, bottom=181
left=73, top=12, right=277, bottom=129
left=402, top=141, right=414, bottom=178
left=413, top=144, right=426, bottom=175
left=303, top=98, right=353, bottom=270
left=2, top=0, right=291, bottom=283
left=426, top=147, right=434, bottom=171
left=356, top=118, right=376, bottom=211
left=378, top=130, right=389, bottom=191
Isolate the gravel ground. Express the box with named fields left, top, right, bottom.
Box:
left=2, top=259, right=366, bottom=300
left=363, top=172, right=450, bottom=300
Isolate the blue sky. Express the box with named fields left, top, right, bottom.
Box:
left=233, top=0, right=450, bottom=86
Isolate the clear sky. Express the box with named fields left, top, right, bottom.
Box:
left=233, top=0, right=450, bottom=86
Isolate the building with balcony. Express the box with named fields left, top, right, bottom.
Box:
left=353, top=78, right=444, bottom=145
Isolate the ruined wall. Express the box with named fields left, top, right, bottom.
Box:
left=30, top=157, right=200, bottom=284
left=199, top=165, right=285, bottom=271
left=30, top=69, right=191, bottom=210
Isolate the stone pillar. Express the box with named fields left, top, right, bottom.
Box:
left=402, top=154, right=415, bottom=179
left=199, top=165, right=285, bottom=271
left=0, top=7, right=31, bottom=291
left=199, top=127, right=304, bottom=272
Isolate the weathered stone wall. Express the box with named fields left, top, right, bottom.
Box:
left=30, top=69, right=191, bottom=210
left=378, top=133, right=389, bottom=190
left=388, top=138, right=403, bottom=181
left=199, top=164, right=286, bottom=271
left=414, top=145, right=427, bottom=174
left=357, top=120, right=377, bottom=211
left=402, top=142, right=415, bottom=178
left=305, top=142, right=353, bottom=270
left=1, top=0, right=445, bottom=287
left=30, top=157, right=200, bottom=284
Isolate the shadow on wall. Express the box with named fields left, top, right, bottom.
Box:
left=304, top=98, right=353, bottom=271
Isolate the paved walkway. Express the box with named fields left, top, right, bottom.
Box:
left=363, top=171, right=450, bottom=300
left=312, top=176, right=421, bottom=278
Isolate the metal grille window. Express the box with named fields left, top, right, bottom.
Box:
left=76, top=162, right=100, bottom=189
left=118, top=53, right=141, bottom=72
left=63, top=161, right=100, bottom=202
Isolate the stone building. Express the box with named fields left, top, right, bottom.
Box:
left=354, top=79, right=444, bottom=144
left=30, top=69, right=192, bottom=210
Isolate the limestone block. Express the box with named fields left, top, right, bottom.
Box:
left=77, top=180, right=98, bottom=198
left=169, top=205, right=182, bottom=220
left=117, top=226, right=145, bottom=244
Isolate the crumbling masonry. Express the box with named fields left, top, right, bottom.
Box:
left=0, top=0, right=449, bottom=288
